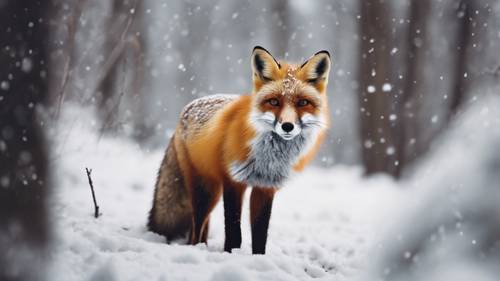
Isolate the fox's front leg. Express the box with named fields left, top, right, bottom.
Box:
left=250, top=187, right=276, bottom=254
left=223, top=181, right=247, bottom=252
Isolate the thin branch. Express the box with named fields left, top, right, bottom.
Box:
left=85, top=168, right=100, bottom=218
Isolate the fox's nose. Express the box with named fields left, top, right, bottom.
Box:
left=281, top=122, right=294, bottom=133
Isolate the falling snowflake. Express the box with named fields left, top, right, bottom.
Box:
left=1, top=81, right=9, bottom=91
left=364, top=139, right=374, bottom=149
left=21, top=58, right=33, bottom=73
left=382, top=83, right=392, bottom=92
left=0, top=176, right=10, bottom=188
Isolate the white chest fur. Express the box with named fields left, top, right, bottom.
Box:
left=229, top=131, right=308, bottom=188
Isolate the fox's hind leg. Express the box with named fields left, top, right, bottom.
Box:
left=188, top=177, right=221, bottom=245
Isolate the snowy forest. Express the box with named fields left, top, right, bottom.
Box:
left=1, top=0, right=500, bottom=280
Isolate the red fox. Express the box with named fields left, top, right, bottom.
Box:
left=148, top=46, right=331, bottom=254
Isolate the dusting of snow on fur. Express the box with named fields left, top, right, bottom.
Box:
left=180, top=94, right=238, bottom=137
left=282, top=67, right=299, bottom=97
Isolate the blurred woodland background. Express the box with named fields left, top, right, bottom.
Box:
left=1, top=0, right=500, bottom=280
left=44, top=0, right=500, bottom=177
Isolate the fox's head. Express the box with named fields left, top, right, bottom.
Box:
left=249, top=46, right=331, bottom=141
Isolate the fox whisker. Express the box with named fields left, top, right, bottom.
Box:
left=303, top=121, right=327, bottom=128
left=256, top=117, right=275, bottom=125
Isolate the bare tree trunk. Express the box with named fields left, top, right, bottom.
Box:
left=395, top=0, right=430, bottom=177
left=270, top=0, right=290, bottom=57
left=447, top=0, right=493, bottom=120
left=448, top=0, right=473, bottom=120
left=358, top=0, right=398, bottom=176
left=53, top=0, right=87, bottom=117
left=0, top=1, right=49, bottom=280
left=128, top=1, right=151, bottom=142
left=95, top=0, right=139, bottom=133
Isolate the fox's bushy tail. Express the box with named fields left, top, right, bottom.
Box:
left=148, top=138, right=192, bottom=241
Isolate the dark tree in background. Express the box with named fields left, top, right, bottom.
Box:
left=448, top=0, right=472, bottom=120
left=95, top=0, right=145, bottom=135
left=396, top=0, right=430, bottom=176
left=0, top=1, right=50, bottom=280
left=358, top=0, right=399, bottom=176
left=270, top=0, right=290, bottom=58
left=357, top=0, right=497, bottom=178
left=52, top=0, right=85, bottom=117
left=128, top=1, right=149, bottom=142
left=447, top=0, right=492, bottom=120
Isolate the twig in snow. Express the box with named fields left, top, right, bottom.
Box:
left=85, top=168, right=100, bottom=218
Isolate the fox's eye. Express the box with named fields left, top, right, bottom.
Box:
left=268, top=98, right=280, bottom=107
left=297, top=99, right=310, bottom=107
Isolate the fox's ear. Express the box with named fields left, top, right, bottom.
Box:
left=251, top=46, right=281, bottom=90
left=299, top=50, right=331, bottom=92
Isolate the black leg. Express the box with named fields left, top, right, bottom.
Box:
left=223, top=182, right=246, bottom=252
left=189, top=189, right=208, bottom=244
left=188, top=178, right=221, bottom=245
left=250, top=187, right=276, bottom=254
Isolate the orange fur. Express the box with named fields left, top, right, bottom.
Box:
left=182, top=79, right=329, bottom=181
left=183, top=95, right=256, bottom=183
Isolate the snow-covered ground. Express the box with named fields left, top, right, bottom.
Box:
left=47, top=104, right=407, bottom=281
left=46, top=96, right=500, bottom=280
